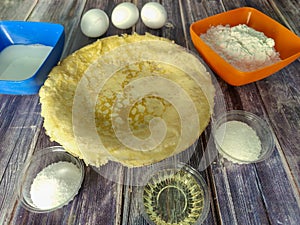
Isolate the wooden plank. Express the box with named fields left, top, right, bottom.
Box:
left=181, top=0, right=300, bottom=225
left=27, top=0, right=87, bottom=57
left=210, top=79, right=300, bottom=224
left=255, top=61, right=300, bottom=224
left=207, top=86, right=300, bottom=224
left=218, top=0, right=300, bottom=35
left=65, top=0, right=211, bottom=222
left=0, top=96, right=40, bottom=179
left=220, top=0, right=300, bottom=222
left=9, top=167, right=123, bottom=225
left=4, top=1, right=125, bottom=225
left=1, top=2, right=90, bottom=223
left=255, top=150, right=300, bottom=225
left=267, top=0, right=300, bottom=35
left=120, top=156, right=218, bottom=225
left=0, top=0, right=41, bottom=217
left=217, top=0, right=300, bottom=193
left=121, top=0, right=183, bottom=224
left=0, top=0, right=38, bottom=20
left=180, top=2, right=231, bottom=225
left=256, top=61, right=300, bottom=188
left=0, top=95, right=43, bottom=224
left=67, top=0, right=120, bottom=54
left=214, top=78, right=300, bottom=224
left=119, top=0, right=220, bottom=224
left=33, top=127, right=59, bottom=150
left=1, top=0, right=299, bottom=225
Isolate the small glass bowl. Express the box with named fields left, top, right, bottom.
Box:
left=139, top=162, right=210, bottom=225
left=212, top=110, right=275, bottom=164
left=17, top=146, right=85, bottom=213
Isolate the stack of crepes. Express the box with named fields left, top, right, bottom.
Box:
left=39, top=33, right=215, bottom=167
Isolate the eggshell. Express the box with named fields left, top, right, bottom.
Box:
left=141, top=2, right=167, bottom=29
left=80, top=9, right=109, bottom=38
left=111, top=2, right=139, bottom=29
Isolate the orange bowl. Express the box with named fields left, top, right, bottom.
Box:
left=190, top=7, right=300, bottom=86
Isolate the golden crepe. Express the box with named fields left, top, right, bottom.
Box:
left=39, top=33, right=215, bottom=167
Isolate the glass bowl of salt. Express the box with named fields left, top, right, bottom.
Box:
left=212, top=110, right=275, bottom=164
left=18, top=146, right=85, bottom=213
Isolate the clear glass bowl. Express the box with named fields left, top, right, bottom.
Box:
left=17, top=146, right=85, bottom=213
left=212, top=110, right=275, bottom=164
left=139, top=162, right=210, bottom=225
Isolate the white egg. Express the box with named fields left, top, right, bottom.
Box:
left=141, top=2, right=167, bottom=29
left=111, top=2, right=139, bottom=29
left=80, top=9, right=109, bottom=38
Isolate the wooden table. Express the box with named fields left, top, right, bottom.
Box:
left=1, top=0, right=299, bottom=224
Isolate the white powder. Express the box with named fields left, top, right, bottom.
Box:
left=215, top=120, right=262, bottom=162
left=200, top=24, right=281, bottom=72
left=30, top=161, right=82, bottom=209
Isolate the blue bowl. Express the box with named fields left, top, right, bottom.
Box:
left=0, top=21, right=64, bottom=95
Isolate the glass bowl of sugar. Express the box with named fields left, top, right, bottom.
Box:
left=18, top=146, right=85, bottom=213
left=212, top=110, right=275, bottom=164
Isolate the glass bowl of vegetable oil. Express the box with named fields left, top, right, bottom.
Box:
left=139, top=162, right=210, bottom=225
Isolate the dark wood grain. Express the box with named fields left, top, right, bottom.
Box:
left=3, top=1, right=124, bottom=225
left=0, top=0, right=299, bottom=224
left=268, top=0, right=300, bottom=35
left=27, top=0, right=87, bottom=57
left=0, top=0, right=38, bottom=20
left=68, top=0, right=119, bottom=54
left=0, top=95, right=42, bottom=224
left=181, top=1, right=300, bottom=225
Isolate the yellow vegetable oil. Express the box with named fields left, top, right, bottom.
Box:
left=143, top=166, right=206, bottom=225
